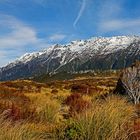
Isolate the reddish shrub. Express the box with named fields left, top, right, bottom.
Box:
left=51, top=89, right=58, bottom=94
left=0, top=86, right=18, bottom=95
left=65, top=93, right=91, bottom=115
left=2, top=103, right=36, bottom=121
left=65, top=93, right=81, bottom=105
left=0, top=92, right=36, bottom=121
left=70, top=84, right=94, bottom=96
left=129, top=120, right=140, bottom=139
left=0, top=92, right=30, bottom=106
left=0, top=101, right=11, bottom=114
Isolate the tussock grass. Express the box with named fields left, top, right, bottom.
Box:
left=38, top=99, right=62, bottom=123
left=55, top=96, right=135, bottom=140
left=26, top=93, right=63, bottom=123
left=0, top=76, right=138, bottom=140
left=0, top=117, right=42, bottom=140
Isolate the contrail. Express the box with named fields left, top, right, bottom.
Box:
left=73, top=0, right=87, bottom=28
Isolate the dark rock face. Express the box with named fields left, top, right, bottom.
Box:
left=114, top=79, right=126, bottom=95
left=115, top=61, right=140, bottom=104
left=0, top=36, right=140, bottom=81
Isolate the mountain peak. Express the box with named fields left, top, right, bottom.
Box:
left=0, top=35, right=140, bottom=81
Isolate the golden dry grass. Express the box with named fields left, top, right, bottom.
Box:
left=54, top=96, right=135, bottom=140
left=0, top=73, right=139, bottom=140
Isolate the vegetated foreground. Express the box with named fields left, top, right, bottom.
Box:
left=0, top=71, right=139, bottom=140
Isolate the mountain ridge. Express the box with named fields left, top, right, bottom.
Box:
left=0, top=35, right=140, bottom=81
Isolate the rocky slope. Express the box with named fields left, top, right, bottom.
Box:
left=0, top=36, right=140, bottom=81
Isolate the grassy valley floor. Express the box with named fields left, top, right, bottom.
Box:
left=0, top=72, right=139, bottom=140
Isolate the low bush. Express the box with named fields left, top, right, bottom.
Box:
left=71, top=84, right=90, bottom=95
left=1, top=102, right=36, bottom=121
left=56, top=96, right=135, bottom=140
left=130, top=119, right=140, bottom=139
left=0, top=116, right=42, bottom=140
left=51, top=89, right=58, bottom=94
left=38, top=100, right=62, bottom=123
left=65, top=93, right=91, bottom=115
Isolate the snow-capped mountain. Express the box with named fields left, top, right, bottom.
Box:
left=0, top=36, right=140, bottom=81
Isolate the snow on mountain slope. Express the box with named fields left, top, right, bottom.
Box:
left=0, top=35, right=140, bottom=81
left=7, top=36, right=139, bottom=65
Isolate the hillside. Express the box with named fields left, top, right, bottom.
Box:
left=0, top=35, right=140, bottom=81
left=0, top=72, right=140, bottom=139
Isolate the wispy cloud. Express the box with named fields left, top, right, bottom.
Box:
left=73, top=0, right=87, bottom=28
left=0, top=14, right=41, bottom=48
left=0, top=14, right=69, bottom=66
left=49, top=34, right=66, bottom=42
left=98, top=0, right=123, bottom=20
left=100, top=19, right=140, bottom=33
left=97, top=0, right=140, bottom=35
left=0, top=50, right=17, bottom=66
left=0, top=14, right=48, bottom=66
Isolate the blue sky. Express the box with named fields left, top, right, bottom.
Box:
left=0, top=0, right=140, bottom=66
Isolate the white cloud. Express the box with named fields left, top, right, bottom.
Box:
left=0, top=14, right=41, bottom=48
left=0, top=14, right=68, bottom=66
left=98, top=0, right=123, bottom=20
left=0, top=51, right=14, bottom=66
left=49, top=34, right=66, bottom=41
left=73, top=0, right=87, bottom=28
left=97, top=0, right=140, bottom=35
left=100, top=19, right=140, bottom=33
left=0, top=14, right=48, bottom=66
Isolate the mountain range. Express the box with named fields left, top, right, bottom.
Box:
left=0, top=35, right=140, bottom=81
